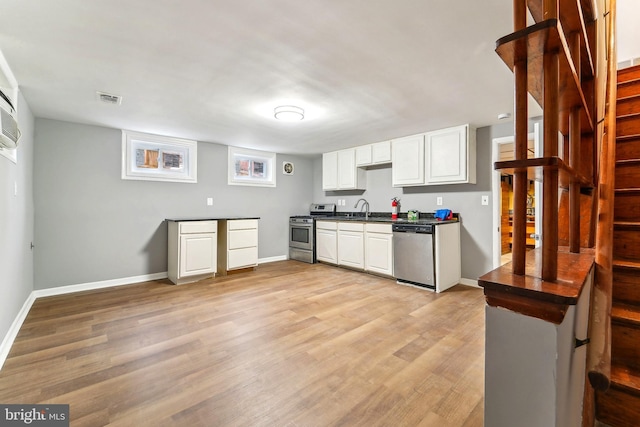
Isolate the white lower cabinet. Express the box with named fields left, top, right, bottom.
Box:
left=337, top=222, right=365, bottom=269
left=219, top=219, right=258, bottom=273
left=316, top=221, right=338, bottom=264
left=168, top=220, right=217, bottom=285
left=365, top=223, right=393, bottom=276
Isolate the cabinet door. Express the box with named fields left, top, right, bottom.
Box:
left=179, top=233, right=217, bottom=277
left=337, top=149, right=357, bottom=189
left=365, top=232, right=393, bottom=276
left=372, top=140, right=392, bottom=164
left=425, top=124, right=474, bottom=184
left=355, top=145, right=372, bottom=167
left=338, top=230, right=364, bottom=269
left=392, top=134, right=425, bottom=187
left=316, top=229, right=338, bottom=264
left=322, top=151, right=338, bottom=190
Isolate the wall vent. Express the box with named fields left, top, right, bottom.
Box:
left=96, top=91, right=122, bottom=105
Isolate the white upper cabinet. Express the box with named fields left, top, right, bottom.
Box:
left=425, top=124, right=476, bottom=184
left=323, top=148, right=366, bottom=190
left=355, top=145, right=372, bottom=167
left=371, top=141, right=392, bottom=164
left=392, top=134, right=425, bottom=187
left=356, top=141, right=392, bottom=167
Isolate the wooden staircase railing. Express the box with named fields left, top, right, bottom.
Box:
left=494, top=0, right=599, bottom=283
left=587, top=0, right=616, bottom=393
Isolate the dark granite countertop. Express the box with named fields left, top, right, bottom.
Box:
left=166, top=217, right=260, bottom=222
left=316, top=212, right=460, bottom=225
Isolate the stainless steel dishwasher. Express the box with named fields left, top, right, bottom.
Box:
left=392, top=223, right=435, bottom=290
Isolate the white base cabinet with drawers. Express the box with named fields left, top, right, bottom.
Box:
left=218, top=219, right=259, bottom=274
left=168, top=220, right=218, bottom=285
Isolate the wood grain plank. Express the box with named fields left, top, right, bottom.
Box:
left=0, top=261, right=485, bottom=426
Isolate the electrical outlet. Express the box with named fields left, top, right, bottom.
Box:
left=207, top=197, right=213, bottom=206
left=436, top=197, right=443, bottom=206
left=482, top=195, right=489, bottom=205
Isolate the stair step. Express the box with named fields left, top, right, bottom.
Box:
left=613, top=265, right=640, bottom=305
left=611, top=319, right=640, bottom=371
left=618, top=79, right=640, bottom=99
left=614, top=259, right=640, bottom=270
left=615, top=160, right=640, bottom=189
left=613, top=223, right=640, bottom=261
left=618, top=65, right=640, bottom=83
left=596, top=382, right=640, bottom=426
left=616, top=134, right=640, bottom=161
left=617, top=113, right=640, bottom=138
left=612, top=303, right=640, bottom=327
left=614, top=189, right=640, bottom=222
left=617, top=94, right=640, bottom=117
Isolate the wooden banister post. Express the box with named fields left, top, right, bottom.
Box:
left=542, top=50, right=560, bottom=281
left=512, top=0, right=528, bottom=275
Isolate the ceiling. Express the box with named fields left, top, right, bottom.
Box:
left=0, top=1, right=634, bottom=156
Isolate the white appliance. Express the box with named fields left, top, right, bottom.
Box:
left=0, top=90, right=20, bottom=149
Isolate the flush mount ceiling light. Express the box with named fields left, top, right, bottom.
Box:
left=274, top=105, right=304, bottom=121
left=498, top=112, right=511, bottom=120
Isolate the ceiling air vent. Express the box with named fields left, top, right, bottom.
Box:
left=96, top=91, right=122, bottom=105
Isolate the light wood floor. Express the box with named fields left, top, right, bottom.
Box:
left=0, top=261, right=485, bottom=426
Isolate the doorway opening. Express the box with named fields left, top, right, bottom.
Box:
left=492, top=123, right=541, bottom=268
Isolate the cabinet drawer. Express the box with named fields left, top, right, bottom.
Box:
left=179, top=221, right=217, bottom=234
left=228, top=219, right=258, bottom=231
left=228, top=247, right=258, bottom=269
left=229, top=229, right=258, bottom=249
left=316, top=221, right=337, bottom=231
left=338, top=222, right=364, bottom=232
left=365, top=223, right=392, bottom=234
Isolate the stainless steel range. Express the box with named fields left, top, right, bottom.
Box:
left=289, top=203, right=336, bottom=263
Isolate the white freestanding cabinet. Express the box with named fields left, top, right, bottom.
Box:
left=168, top=220, right=217, bottom=285
left=316, top=221, right=338, bottom=264
left=218, top=219, right=258, bottom=274
left=337, top=222, right=365, bottom=269
left=392, top=134, right=426, bottom=187
left=365, top=223, right=393, bottom=276
left=323, top=149, right=366, bottom=190
left=425, top=124, right=476, bottom=184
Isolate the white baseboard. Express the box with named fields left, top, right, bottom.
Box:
left=33, top=272, right=169, bottom=299
left=0, top=293, right=36, bottom=371
left=459, top=278, right=480, bottom=288
left=258, top=255, right=287, bottom=264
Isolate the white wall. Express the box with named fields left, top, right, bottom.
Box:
left=0, top=92, right=35, bottom=346
left=33, top=119, right=316, bottom=290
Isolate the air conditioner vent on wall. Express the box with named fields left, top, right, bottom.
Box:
left=0, top=89, right=19, bottom=149
left=96, top=91, right=122, bottom=105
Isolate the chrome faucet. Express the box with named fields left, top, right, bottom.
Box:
left=354, top=198, right=370, bottom=220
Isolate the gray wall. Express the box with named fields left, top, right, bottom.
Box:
left=312, top=122, right=520, bottom=281
left=33, top=119, right=315, bottom=290
left=0, top=92, right=35, bottom=343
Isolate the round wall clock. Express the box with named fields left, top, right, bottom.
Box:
left=282, top=161, right=294, bottom=175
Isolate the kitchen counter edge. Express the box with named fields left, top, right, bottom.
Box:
left=166, top=217, right=260, bottom=222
